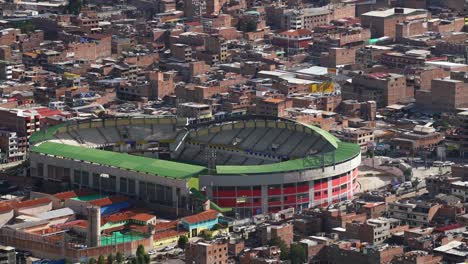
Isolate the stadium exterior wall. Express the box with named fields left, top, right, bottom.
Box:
left=199, top=153, right=361, bottom=217
left=29, top=152, right=188, bottom=208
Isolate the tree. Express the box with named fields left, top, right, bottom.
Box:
left=269, top=237, right=289, bottom=260
left=411, top=178, right=420, bottom=189
left=177, top=235, right=189, bottom=249
left=67, top=0, right=83, bottom=15
left=290, top=243, right=307, bottom=264
left=136, top=244, right=145, bottom=257
left=107, top=253, right=114, bottom=264
left=404, top=168, right=412, bottom=180
left=97, top=256, right=105, bottom=264
left=115, top=252, right=124, bottom=264
left=88, top=258, right=96, bottom=264
left=13, top=21, right=35, bottom=33
left=143, top=254, right=150, bottom=264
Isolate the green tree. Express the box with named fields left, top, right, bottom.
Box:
left=115, top=252, right=124, bottom=264
left=143, top=254, right=150, bottom=264
left=404, top=168, right=412, bottom=180
left=13, top=21, right=35, bottom=34
left=411, top=177, right=420, bottom=189
left=177, top=235, right=189, bottom=249
left=107, top=253, right=114, bottom=264
left=269, top=237, right=289, bottom=260
left=67, top=0, right=83, bottom=15
left=88, top=258, right=96, bottom=264
left=290, top=243, right=307, bottom=264
left=137, top=255, right=144, bottom=264
left=97, top=256, right=105, bottom=264
left=136, top=244, right=145, bottom=257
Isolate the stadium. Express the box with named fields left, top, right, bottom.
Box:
left=29, top=116, right=361, bottom=218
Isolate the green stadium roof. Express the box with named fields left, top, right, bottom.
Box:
left=29, top=123, right=66, bottom=144
left=215, top=142, right=360, bottom=175
left=303, top=123, right=340, bottom=149
left=31, top=142, right=206, bottom=179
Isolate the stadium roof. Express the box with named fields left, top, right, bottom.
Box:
left=30, top=118, right=355, bottom=176
left=215, top=142, right=360, bottom=175
left=31, top=142, right=206, bottom=179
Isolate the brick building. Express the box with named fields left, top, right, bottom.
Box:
left=255, top=98, right=292, bottom=117
left=345, top=217, right=409, bottom=244
left=185, top=240, right=228, bottom=264
left=360, top=8, right=429, bottom=39
left=327, top=242, right=404, bottom=264
left=343, top=72, right=409, bottom=107
left=258, top=223, right=293, bottom=247
left=388, top=200, right=442, bottom=226
left=416, top=71, right=468, bottom=112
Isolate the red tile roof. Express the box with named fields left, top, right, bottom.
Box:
left=181, top=210, right=219, bottom=225
left=435, top=223, right=464, bottom=232
left=56, top=220, right=88, bottom=229
left=130, top=213, right=156, bottom=223
left=279, top=29, right=313, bottom=36
left=14, top=198, right=52, bottom=209
left=101, top=209, right=145, bottom=224
left=154, top=220, right=178, bottom=232
left=0, top=205, right=13, bottom=213
left=89, top=195, right=127, bottom=207
left=154, top=230, right=188, bottom=241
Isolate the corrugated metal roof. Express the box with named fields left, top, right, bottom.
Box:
left=37, top=207, right=74, bottom=220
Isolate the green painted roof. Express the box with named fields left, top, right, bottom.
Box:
left=215, top=142, right=360, bottom=175
left=303, top=122, right=340, bottom=149
left=31, top=142, right=206, bottom=179
left=29, top=123, right=66, bottom=144
left=71, top=194, right=107, bottom=201
left=100, top=231, right=145, bottom=246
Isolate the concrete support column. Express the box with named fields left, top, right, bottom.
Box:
left=206, top=185, right=213, bottom=199
left=172, top=186, right=178, bottom=207
left=309, top=181, right=314, bottom=208
left=261, top=185, right=268, bottom=214
left=115, top=176, right=120, bottom=194
left=280, top=184, right=284, bottom=210
left=135, top=179, right=140, bottom=198
left=328, top=177, right=333, bottom=205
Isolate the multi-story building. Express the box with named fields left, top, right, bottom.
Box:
left=388, top=200, right=442, bottom=226
left=345, top=217, right=408, bottom=244
left=0, top=245, right=15, bottom=264
left=258, top=223, right=293, bottom=247
left=417, top=71, right=468, bottom=112
left=390, top=126, right=443, bottom=154
left=281, top=4, right=355, bottom=30
left=450, top=181, right=468, bottom=202
left=0, top=130, right=25, bottom=163
left=333, top=128, right=374, bottom=152
left=360, top=7, right=429, bottom=39
left=327, top=242, right=404, bottom=264
left=380, top=51, right=447, bottom=69
left=177, top=102, right=213, bottom=123
left=117, top=71, right=175, bottom=101
left=271, top=29, right=313, bottom=54
left=0, top=108, right=41, bottom=138
left=185, top=240, right=228, bottom=264
left=356, top=45, right=393, bottom=69
left=255, top=98, right=292, bottom=117
left=343, top=72, right=409, bottom=107
left=171, top=44, right=193, bottom=63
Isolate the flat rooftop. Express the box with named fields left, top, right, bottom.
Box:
left=32, top=142, right=206, bottom=179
